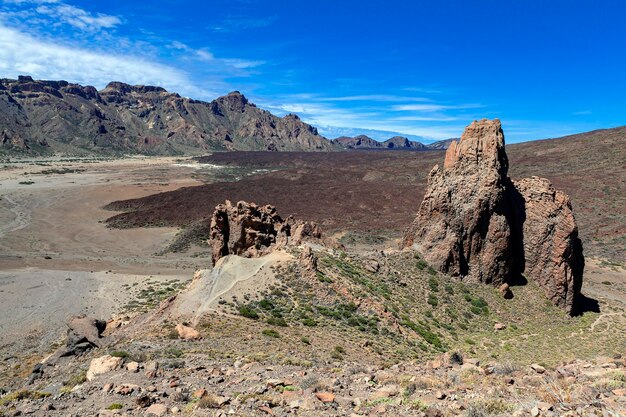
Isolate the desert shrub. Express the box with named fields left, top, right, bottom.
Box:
left=163, top=347, right=183, bottom=358
left=301, top=317, right=317, bottom=327
left=238, top=305, right=259, bottom=319
left=197, top=394, right=222, bottom=409
left=109, top=350, right=130, bottom=358
left=266, top=316, right=288, bottom=327
left=428, top=294, right=439, bottom=307
left=301, top=336, right=310, bottom=345
left=106, top=403, right=123, bottom=410
left=262, top=329, right=280, bottom=338
left=63, top=370, right=87, bottom=389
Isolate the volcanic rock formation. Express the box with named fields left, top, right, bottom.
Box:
left=209, top=200, right=322, bottom=265
left=402, top=119, right=584, bottom=314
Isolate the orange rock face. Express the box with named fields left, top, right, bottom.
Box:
left=208, top=200, right=322, bottom=265
left=514, top=177, right=584, bottom=311
left=403, top=119, right=584, bottom=314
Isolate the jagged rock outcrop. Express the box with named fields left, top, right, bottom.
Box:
left=403, top=119, right=584, bottom=314
left=403, top=119, right=517, bottom=284
left=61, top=315, right=107, bottom=356
left=209, top=200, right=322, bottom=265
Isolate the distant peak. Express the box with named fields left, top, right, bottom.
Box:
left=214, top=91, right=249, bottom=112
left=102, top=82, right=167, bottom=94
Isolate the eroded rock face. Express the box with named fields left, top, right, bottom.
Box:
left=514, top=177, right=584, bottom=311
left=403, top=119, right=517, bottom=285
left=403, top=119, right=584, bottom=314
left=209, top=200, right=321, bottom=265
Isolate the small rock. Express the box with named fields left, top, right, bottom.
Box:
left=258, top=405, right=274, bottom=415
left=494, top=322, right=506, bottom=331
left=126, top=361, right=139, bottom=373
left=86, top=355, right=123, bottom=381
left=531, top=406, right=540, bottom=417
left=145, top=403, right=167, bottom=416
left=531, top=364, right=546, bottom=374
left=135, top=395, right=152, bottom=408
left=435, top=390, right=446, bottom=400
left=315, top=392, right=335, bottom=403
left=144, top=361, right=159, bottom=372
left=499, top=283, right=513, bottom=299
left=365, top=260, right=380, bottom=273
left=192, top=388, right=207, bottom=399
left=175, top=323, right=201, bottom=340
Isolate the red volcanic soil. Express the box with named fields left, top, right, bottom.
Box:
left=105, top=127, right=626, bottom=261
left=105, top=151, right=438, bottom=234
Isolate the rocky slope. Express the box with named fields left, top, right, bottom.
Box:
left=402, top=119, right=584, bottom=315
left=0, top=76, right=334, bottom=155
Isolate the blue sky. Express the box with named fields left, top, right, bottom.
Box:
left=0, top=0, right=624, bottom=142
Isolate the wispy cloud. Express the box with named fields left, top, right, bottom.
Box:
left=0, top=24, right=206, bottom=96
left=34, top=3, right=121, bottom=31
left=167, top=40, right=264, bottom=72
left=317, top=94, right=429, bottom=103
left=573, top=110, right=592, bottom=115
left=392, top=103, right=484, bottom=112
left=255, top=94, right=467, bottom=140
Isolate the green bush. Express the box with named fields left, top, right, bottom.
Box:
left=238, top=305, right=259, bottom=320
left=262, top=329, right=280, bottom=338
left=427, top=294, right=439, bottom=307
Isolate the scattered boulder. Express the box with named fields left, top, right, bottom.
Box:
left=315, top=392, right=335, bottom=403
left=494, top=322, right=506, bottom=331
left=62, top=315, right=106, bottom=356
left=175, top=323, right=201, bottom=340
left=402, top=119, right=584, bottom=314
left=530, top=363, right=546, bottom=374
left=499, top=283, right=513, bottom=299
left=86, top=355, right=123, bottom=381
left=144, top=403, right=167, bottom=416
left=126, top=361, right=140, bottom=373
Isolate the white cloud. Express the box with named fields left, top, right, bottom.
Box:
left=255, top=96, right=465, bottom=140
left=0, top=24, right=211, bottom=97
left=33, top=2, right=121, bottom=31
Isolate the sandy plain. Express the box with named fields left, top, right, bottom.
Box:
left=0, top=157, right=212, bottom=354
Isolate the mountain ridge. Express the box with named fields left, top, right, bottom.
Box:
left=0, top=76, right=335, bottom=155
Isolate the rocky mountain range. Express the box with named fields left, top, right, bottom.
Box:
left=331, top=134, right=454, bottom=150
left=0, top=76, right=334, bottom=155
left=0, top=76, right=454, bottom=156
